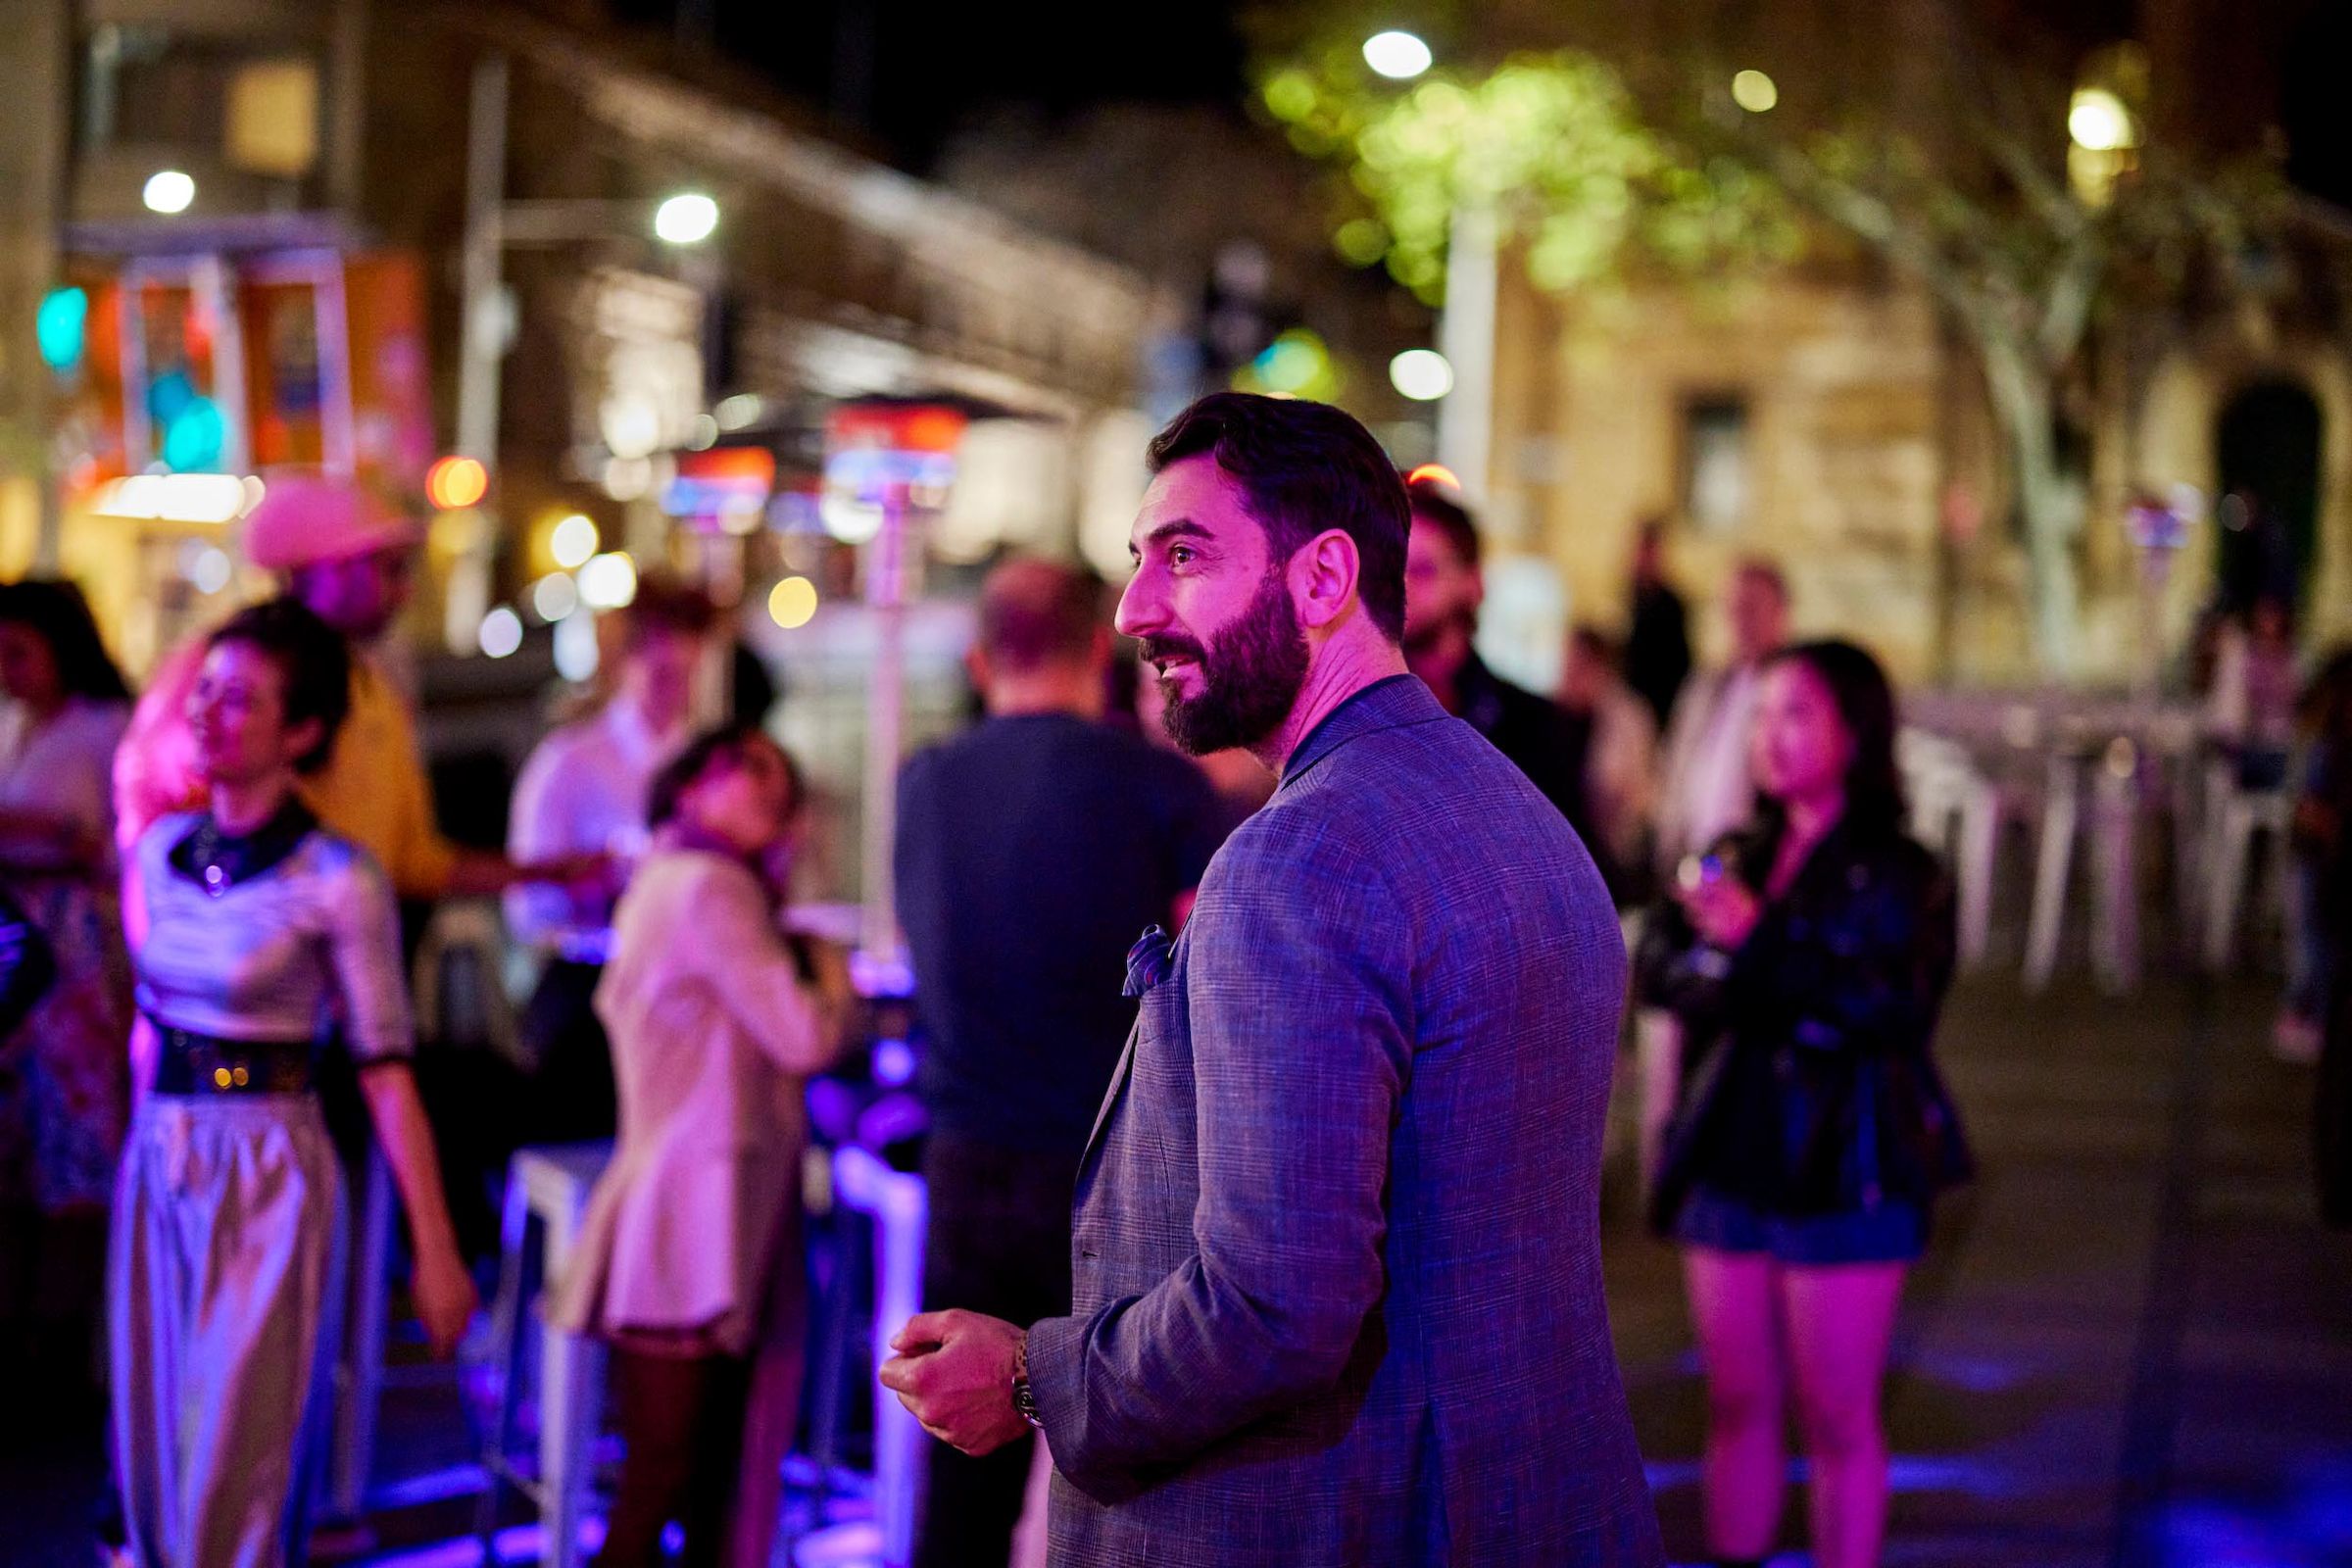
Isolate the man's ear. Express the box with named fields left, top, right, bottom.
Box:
left=285, top=715, right=326, bottom=770
left=1289, top=529, right=1362, bottom=633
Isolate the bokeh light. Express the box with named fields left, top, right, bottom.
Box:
left=1732, top=70, right=1779, bottom=113
left=1363, top=30, right=1435, bottom=81
left=767, top=575, right=819, bottom=630
left=654, top=192, right=719, bottom=245
left=550, top=513, right=600, bottom=568
left=426, top=456, right=489, bottom=510
left=579, top=552, right=638, bottom=610
left=477, top=607, right=523, bottom=659
left=1390, top=348, right=1455, bottom=401
left=533, top=572, right=581, bottom=622
left=142, top=171, right=195, bottom=215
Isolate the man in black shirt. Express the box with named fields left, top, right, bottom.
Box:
left=1625, top=517, right=1692, bottom=730
left=1401, top=475, right=1593, bottom=838
left=895, top=558, right=1228, bottom=1568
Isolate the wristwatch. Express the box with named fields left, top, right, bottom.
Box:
left=1011, top=1331, right=1044, bottom=1432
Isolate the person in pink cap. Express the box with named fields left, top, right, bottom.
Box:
left=114, top=473, right=600, bottom=902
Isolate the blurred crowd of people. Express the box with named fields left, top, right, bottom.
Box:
left=0, top=450, right=2346, bottom=1568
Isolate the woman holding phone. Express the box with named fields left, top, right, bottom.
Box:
left=1638, top=638, right=1971, bottom=1568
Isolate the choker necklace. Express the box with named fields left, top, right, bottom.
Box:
left=168, top=799, right=319, bottom=896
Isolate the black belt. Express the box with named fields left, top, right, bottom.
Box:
left=150, top=1024, right=316, bottom=1097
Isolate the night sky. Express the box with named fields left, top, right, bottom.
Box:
left=611, top=0, right=1250, bottom=170
left=610, top=1, right=2352, bottom=207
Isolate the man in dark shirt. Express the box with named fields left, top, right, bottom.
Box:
left=1625, top=517, right=1692, bottom=730
left=895, top=557, right=1228, bottom=1568
left=1401, top=474, right=1592, bottom=836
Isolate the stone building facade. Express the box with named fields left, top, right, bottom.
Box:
left=1468, top=0, right=2351, bottom=687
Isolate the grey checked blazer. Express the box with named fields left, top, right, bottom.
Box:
left=1029, top=676, right=1663, bottom=1566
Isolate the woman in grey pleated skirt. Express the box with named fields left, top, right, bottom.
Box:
left=109, top=601, right=476, bottom=1568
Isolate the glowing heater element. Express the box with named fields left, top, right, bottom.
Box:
left=93, top=474, right=260, bottom=525
left=425, top=456, right=489, bottom=511
left=1363, top=30, right=1434, bottom=80
left=1406, top=463, right=1462, bottom=490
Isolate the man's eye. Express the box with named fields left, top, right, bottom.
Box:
left=1169, top=546, right=1195, bottom=566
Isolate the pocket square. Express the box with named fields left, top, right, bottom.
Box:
left=1124, top=924, right=1174, bottom=998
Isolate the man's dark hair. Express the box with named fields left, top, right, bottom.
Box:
left=0, top=577, right=132, bottom=703
left=1405, top=477, right=1481, bottom=569
left=208, top=597, right=353, bottom=774
left=647, top=720, right=803, bottom=829
left=977, top=558, right=1102, bottom=673
left=622, top=573, right=719, bottom=651
left=1147, top=392, right=1408, bottom=642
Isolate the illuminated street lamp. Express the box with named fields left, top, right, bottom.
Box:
left=1363, top=30, right=1434, bottom=81
left=1732, top=70, right=1779, bottom=114
left=653, top=191, right=719, bottom=246
left=2068, top=86, right=2135, bottom=152
left=1391, top=348, right=1455, bottom=401
left=142, top=171, right=196, bottom=215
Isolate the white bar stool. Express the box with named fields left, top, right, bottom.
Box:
left=475, top=1141, right=614, bottom=1568
left=833, top=1145, right=928, bottom=1568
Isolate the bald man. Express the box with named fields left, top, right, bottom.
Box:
left=895, top=558, right=1231, bottom=1568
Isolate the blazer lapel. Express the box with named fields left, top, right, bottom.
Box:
left=1078, top=1019, right=1142, bottom=1177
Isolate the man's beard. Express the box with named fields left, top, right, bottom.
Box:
left=1142, top=568, right=1309, bottom=758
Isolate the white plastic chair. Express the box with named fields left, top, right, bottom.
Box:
left=2202, top=764, right=2292, bottom=972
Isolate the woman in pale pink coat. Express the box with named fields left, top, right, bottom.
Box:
left=551, top=724, right=851, bottom=1568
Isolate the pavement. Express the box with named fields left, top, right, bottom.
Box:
left=7, top=969, right=2350, bottom=1566
left=1613, top=970, right=2352, bottom=1568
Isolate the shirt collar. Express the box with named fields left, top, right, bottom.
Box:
left=601, top=697, right=685, bottom=760
left=1278, top=673, right=1443, bottom=791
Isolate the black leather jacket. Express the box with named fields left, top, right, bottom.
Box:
left=1636, top=815, right=1973, bottom=1229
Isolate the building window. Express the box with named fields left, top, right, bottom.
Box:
left=1681, top=395, right=1750, bottom=535
left=80, top=25, right=324, bottom=182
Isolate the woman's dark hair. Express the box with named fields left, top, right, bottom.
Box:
left=647, top=721, right=803, bottom=829
left=208, top=597, right=353, bottom=775
left=0, top=578, right=131, bottom=703
left=1147, top=392, right=1409, bottom=642
left=1760, top=638, right=1907, bottom=837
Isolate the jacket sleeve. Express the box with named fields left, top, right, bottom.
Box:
left=1027, top=824, right=1411, bottom=1491
left=367, top=670, right=461, bottom=900
left=694, top=862, right=837, bottom=1077
left=503, top=734, right=576, bottom=949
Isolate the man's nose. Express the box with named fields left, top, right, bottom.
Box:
left=1113, top=569, right=1163, bottom=641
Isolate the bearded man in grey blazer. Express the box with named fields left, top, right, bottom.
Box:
left=883, top=392, right=1662, bottom=1566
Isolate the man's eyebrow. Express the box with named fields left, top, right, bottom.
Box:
left=1135, top=518, right=1214, bottom=555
